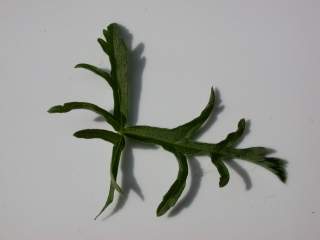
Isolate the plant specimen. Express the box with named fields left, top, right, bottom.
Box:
left=48, top=23, right=287, bottom=219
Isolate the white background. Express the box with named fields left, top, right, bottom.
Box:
left=1, top=0, right=319, bottom=239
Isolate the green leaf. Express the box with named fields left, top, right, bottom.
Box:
left=123, top=123, right=286, bottom=183
left=123, top=124, right=286, bottom=183
left=48, top=102, right=120, bottom=130
left=48, top=23, right=288, bottom=218
left=74, top=63, right=113, bottom=88
left=109, top=137, right=125, bottom=194
left=211, top=154, right=230, bottom=187
left=217, top=118, right=246, bottom=149
left=230, top=147, right=287, bottom=182
left=73, top=129, right=121, bottom=144
left=99, top=23, right=128, bottom=127
left=156, top=150, right=188, bottom=216
left=172, top=87, right=215, bottom=139
left=97, top=38, right=112, bottom=56
left=95, top=137, right=125, bottom=220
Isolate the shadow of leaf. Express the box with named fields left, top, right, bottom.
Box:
left=225, top=160, right=252, bottom=190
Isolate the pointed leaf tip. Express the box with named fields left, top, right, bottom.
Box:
left=239, top=118, right=246, bottom=128
left=264, top=157, right=288, bottom=183
left=73, top=131, right=82, bottom=138
left=211, top=155, right=230, bottom=187
left=156, top=206, right=166, bottom=217
left=73, top=129, right=121, bottom=144
left=48, top=105, right=63, bottom=113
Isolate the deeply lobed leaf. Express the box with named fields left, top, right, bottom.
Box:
left=48, top=22, right=288, bottom=218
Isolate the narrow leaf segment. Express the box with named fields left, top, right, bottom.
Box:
left=48, top=102, right=120, bottom=130
left=157, top=150, right=188, bottom=216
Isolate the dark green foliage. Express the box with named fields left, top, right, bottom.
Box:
left=94, top=136, right=125, bottom=220
left=157, top=151, right=188, bottom=216
left=97, top=23, right=128, bottom=127
left=73, top=129, right=121, bottom=144
left=48, top=23, right=287, bottom=219
left=216, top=119, right=246, bottom=149
left=211, top=154, right=230, bottom=187
left=49, top=102, right=119, bottom=130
